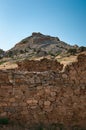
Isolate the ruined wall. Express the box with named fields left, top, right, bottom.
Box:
left=0, top=53, right=86, bottom=129
left=17, top=58, right=63, bottom=72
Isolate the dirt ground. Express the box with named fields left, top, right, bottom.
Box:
left=0, top=61, right=18, bottom=70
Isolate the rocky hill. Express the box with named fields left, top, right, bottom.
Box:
left=6, top=32, right=78, bottom=59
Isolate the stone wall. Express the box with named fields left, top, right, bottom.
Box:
left=0, top=53, right=86, bottom=129
left=17, top=58, right=63, bottom=72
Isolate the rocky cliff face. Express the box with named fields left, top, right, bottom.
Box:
left=0, top=53, right=86, bottom=129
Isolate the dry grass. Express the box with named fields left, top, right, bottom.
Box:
left=0, top=61, right=18, bottom=70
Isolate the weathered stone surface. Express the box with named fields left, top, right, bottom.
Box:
left=44, top=101, right=51, bottom=106
left=62, top=73, right=68, bottom=79
left=17, top=58, right=63, bottom=72
left=50, top=91, right=57, bottom=97
left=0, top=53, right=86, bottom=129
left=27, top=99, right=38, bottom=105
left=9, top=98, right=15, bottom=103
left=0, top=112, right=7, bottom=117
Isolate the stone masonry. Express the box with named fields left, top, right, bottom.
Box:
left=0, top=53, right=86, bottom=129
left=17, top=58, right=63, bottom=72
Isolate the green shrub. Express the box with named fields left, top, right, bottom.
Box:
left=0, top=118, right=9, bottom=125
left=0, top=49, right=4, bottom=55
left=20, top=50, right=24, bottom=54
left=79, top=46, right=86, bottom=52
left=56, top=51, right=61, bottom=56
left=8, top=51, right=13, bottom=57
left=50, top=123, right=65, bottom=130
left=67, top=48, right=77, bottom=55
left=0, top=61, right=6, bottom=65
left=48, top=51, right=55, bottom=56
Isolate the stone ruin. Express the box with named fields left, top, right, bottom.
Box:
left=0, top=53, right=86, bottom=129
left=17, top=58, right=63, bottom=72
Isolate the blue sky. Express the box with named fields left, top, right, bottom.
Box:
left=0, top=0, right=86, bottom=50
